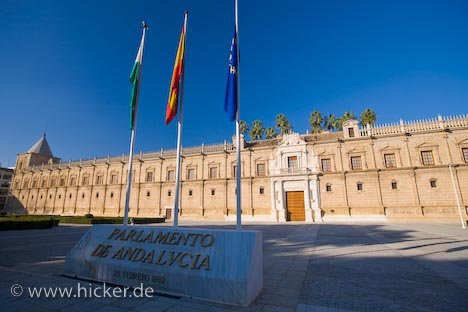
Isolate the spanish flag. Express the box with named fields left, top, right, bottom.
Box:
left=165, top=22, right=186, bottom=125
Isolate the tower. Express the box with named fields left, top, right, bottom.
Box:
left=15, top=134, right=60, bottom=171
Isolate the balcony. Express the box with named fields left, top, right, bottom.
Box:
left=271, top=167, right=311, bottom=176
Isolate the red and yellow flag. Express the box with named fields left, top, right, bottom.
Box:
left=165, top=25, right=186, bottom=125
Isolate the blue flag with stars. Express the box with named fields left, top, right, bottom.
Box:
left=224, top=32, right=238, bottom=122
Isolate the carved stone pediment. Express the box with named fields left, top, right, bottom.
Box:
left=380, top=145, right=401, bottom=152
left=455, top=138, right=468, bottom=146
left=415, top=142, right=438, bottom=148
left=346, top=147, right=366, bottom=154
left=280, top=133, right=306, bottom=146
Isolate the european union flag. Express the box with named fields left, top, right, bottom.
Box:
left=224, top=32, right=238, bottom=122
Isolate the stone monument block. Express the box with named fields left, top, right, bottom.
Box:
left=64, top=225, right=263, bottom=306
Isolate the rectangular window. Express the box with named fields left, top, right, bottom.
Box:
left=59, top=177, right=66, bottom=187
left=287, top=156, right=298, bottom=169
left=321, top=158, right=332, bottom=172
left=146, top=171, right=153, bottom=183
left=41, top=178, right=47, bottom=188
left=384, top=153, right=397, bottom=168
left=167, top=170, right=175, bottom=181
left=15, top=180, right=20, bottom=189
left=462, top=148, right=468, bottom=163
left=348, top=128, right=355, bottom=138
left=326, top=184, right=332, bottom=192
left=350, top=156, right=362, bottom=170
left=96, top=176, right=103, bottom=185
left=70, top=177, right=76, bottom=186
left=421, top=151, right=434, bottom=166
left=430, top=179, right=437, bottom=188
left=209, top=167, right=218, bottom=179
left=357, top=182, right=363, bottom=191
left=50, top=178, right=56, bottom=187
left=111, top=174, right=118, bottom=184
left=391, top=181, right=398, bottom=190
left=32, top=179, right=38, bottom=188
left=187, top=168, right=196, bottom=180
left=232, top=165, right=237, bottom=178
left=82, top=176, right=89, bottom=186
left=256, top=163, right=266, bottom=176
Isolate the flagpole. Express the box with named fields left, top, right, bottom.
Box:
left=173, top=12, right=188, bottom=228
left=234, top=0, right=242, bottom=231
left=123, top=22, right=148, bottom=226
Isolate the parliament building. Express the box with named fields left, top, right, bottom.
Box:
left=7, top=114, right=468, bottom=223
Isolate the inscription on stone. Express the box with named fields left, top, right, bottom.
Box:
left=64, top=225, right=263, bottom=306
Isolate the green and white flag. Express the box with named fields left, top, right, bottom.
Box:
left=129, top=30, right=146, bottom=129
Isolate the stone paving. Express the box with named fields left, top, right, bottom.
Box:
left=0, top=221, right=467, bottom=311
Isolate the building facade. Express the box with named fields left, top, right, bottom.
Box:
left=0, top=167, right=13, bottom=210
left=7, top=115, right=468, bottom=223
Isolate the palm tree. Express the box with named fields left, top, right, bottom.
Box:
left=342, top=111, right=356, bottom=121
left=323, top=114, right=337, bottom=132
left=250, top=120, right=265, bottom=140
left=309, top=110, right=323, bottom=134
left=239, top=120, right=248, bottom=135
left=360, top=108, right=377, bottom=126
left=275, top=114, right=292, bottom=135
left=336, top=111, right=356, bottom=130
left=265, top=127, right=277, bottom=139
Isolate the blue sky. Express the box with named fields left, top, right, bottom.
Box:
left=1, top=0, right=468, bottom=167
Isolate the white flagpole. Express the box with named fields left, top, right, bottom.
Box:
left=123, top=22, right=148, bottom=226
left=235, top=0, right=242, bottom=231
left=173, top=12, right=188, bottom=228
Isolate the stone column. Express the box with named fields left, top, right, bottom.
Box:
left=73, top=166, right=82, bottom=214
left=270, top=179, right=277, bottom=221
left=117, top=161, right=125, bottom=215
left=136, top=158, right=143, bottom=216
left=224, top=153, right=228, bottom=216
left=309, top=175, right=322, bottom=222
left=36, top=171, right=43, bottom=213
left=158, top=158, right=164, bottom=216
left=88, top=164, right=96, bottom=214
left=338, top=144, right=350, bottom=212
left=201, top=153, right=205, bottom=216
left=303, top=178, right=313, bottom=222
left=277, top=180, right=286, bottom=222
left=102, top=163, right=110, bottom=215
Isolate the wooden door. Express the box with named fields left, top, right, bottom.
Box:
left=286, top=191, right=305, bottom=221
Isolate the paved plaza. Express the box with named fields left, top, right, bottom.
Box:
left=0, top=221, right=467, bottom=311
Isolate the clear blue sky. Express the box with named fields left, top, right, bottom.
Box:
left=1, top=0, right=468, bottom=167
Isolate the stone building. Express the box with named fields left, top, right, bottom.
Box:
left=0, top=167, right=13, bottom=210
left=7, top=115, right=468, bottom=223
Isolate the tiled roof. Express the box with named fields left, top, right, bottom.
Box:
left=27, top=135, right=53, bottom=157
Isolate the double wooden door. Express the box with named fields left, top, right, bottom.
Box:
left=286, top=191, right=305, bottom=221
